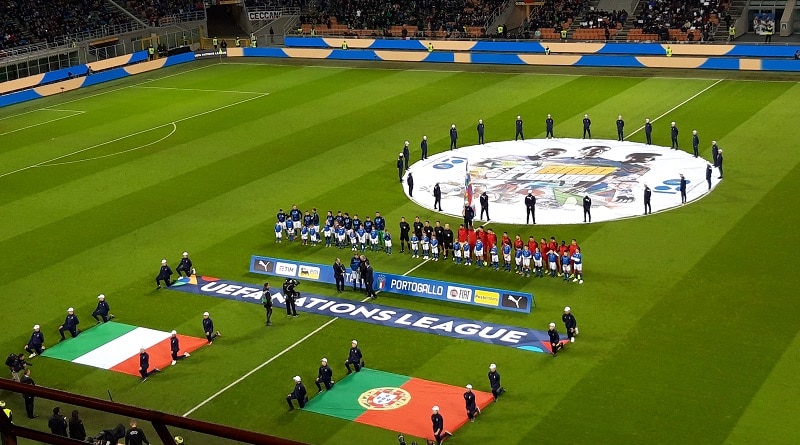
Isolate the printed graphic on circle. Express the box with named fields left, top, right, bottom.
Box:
left=405, top=139, right=718, bottom=225
left=358, top=387, right=412, bottom=410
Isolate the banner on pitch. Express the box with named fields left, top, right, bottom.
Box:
left=249, top=255, right=533, bottom=313
left=167, top=275, right=557, bottom=353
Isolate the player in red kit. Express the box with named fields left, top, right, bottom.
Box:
left=514, top=235, right=524, bottom=251
left=501, top=232, right=511, bottom=247
left=457, top=224, right=468, bottom=244
left=527, top=236, right=538, bottom=254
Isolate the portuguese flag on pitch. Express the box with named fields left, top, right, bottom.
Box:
left=41, top=322, right=207, bottom=376
left=305, top=368, right=493, bottom=440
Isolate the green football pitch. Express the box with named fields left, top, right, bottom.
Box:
left=1, top=59, right=800, bottom=444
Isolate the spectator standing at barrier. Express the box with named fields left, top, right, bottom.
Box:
left=644, top=118, right=653, bottom=145
left=25, top=325, right=45, bottom=358
left=269, top=27, right=274, bottom=45
left=212, top=36, right=218, bottom=50
left=21, top=369, right=36, bottom=418
left=515, top=115, right=524, bottom=140
left=403, top=142, right=410, bottom=170
left=176, top=252, right=193, bottom=277
left=525, top=191, right=536, bottom=224
left=433, top=183, right=442, bottom=211
left=333, top=259, right=346, bottom=293
left=397, top=153, right=404, bottom=181
left=616, top=115, right=624, bottom=141
left=582, top=114, right=592, bottom=138
left=262, top=283, right=274, bottom=325
left=92, top=294, right=114, bottom=324
left=221, top=39, right=228, bottom=52
left=420, top=135, right=428, bottom=159
left=49, top=407, right=68, bottom=436
left=679, top=174, right=687, bottom=204
left=147, top=44, right=155, bottom=61
left=545, top=114, right=555, bottom=138
left=706, top=164, right=713, bottom=190
left=138, top=348, right=160, bottom=382
left=644, top=184, right=652, bottom=215
left=58, top=308, right=79, bottom=341
left=287, top=376, right=307, bottom=410
left=477, top=119, right=485, bottom=144
left=406, top=172, right=414, bottom=197
left=563, top=307, right=578, bottom=343
left=68, top=410, right=86, bottom=441
left=671, top=122, right=679, bottom=149
left=692, top=130, right=700, bottom=157
left=449, top=124, right=458, bottom=150
left=717, top=150, right=724, bottom=178
left=583, top=195, right=592, bottom=223
left=464, top=385, right=479, bottom=422
left=235, top=37, right=241, bottom=47
left=728, top=25, right=735, bottom=41
left=549, top=323, right=564, bottom=357
left=202, top=311, right=221, bottom=343
left=487, top=363, right=505, bottom=401
left=170, top=331, right=190, bottom=366
left=315, top=358, right=334, bottom=392
left=431, top=406, right=452, bottom=445
left=251, top=33, right=257, bottom=47
left=156, top=259, right=173, bottom=289
left=479, top=191, right=489, bottom=220
left=125, top=419, right=150, bottom=445
left=345, top=340, right=363, bottom=374
left=765, top=24, right=773, bottom=42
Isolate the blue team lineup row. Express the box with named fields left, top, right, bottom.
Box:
left=274, top=206, right=585, bottom=283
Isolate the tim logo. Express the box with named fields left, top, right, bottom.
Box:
left=275, top=262, right=297, bottom=277
left=502, top=294, right=528, bottom=310
left=446, top=286, right=473, bottom=302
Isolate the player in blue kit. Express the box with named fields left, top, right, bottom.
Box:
left=286, top=219, right=295, bottom=242
left=561, top=250, right=572, bottom=282
left=474, top=239, right=484, bottom=267
left=335, top=225, right=346, bottom=248
left=374, top=212, right=386, bottom=248
left=300, top=226, right=309, bottom=245
left=514, top=247, right=523, bottom=274
left=421, top=234, right=430, bottom=260
left=323, top=223, right=332, bottom=247
left=490, top=244, right=499, bottom=270
left=349, top=228, right=357, bottom=250
left=384, top=230, right=393, bottom=254
left=369, top=229, right=379, bottom=251
left=431, top=235, right=439, bottom=261
left=533, top=248, right=544, bottom=277
left=364, top=216, right=374, bottom=234
left=462, top=242, right=471, bottom=265
left=277, top=209, right=287, bottom=230
left=521, top=246, right=532, bottom=277
left=502, top=243, right=512, bottom=271
left=547, top=250, right=558, bottom=277
left=356, top=227, right=367, bottom=252
left=410, top=233, right=419, bottom=258
left=289, top=205, right=301, bottom=235
left=309, top=226, right=318, bottom=246
left=571, top=248, right=583, bottom=284
left=453, top=240, right=462, bottom=264
left=275, top=221, right=283, bottom=243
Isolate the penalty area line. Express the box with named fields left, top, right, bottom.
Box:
left=182, top=259, right=424, bottom=418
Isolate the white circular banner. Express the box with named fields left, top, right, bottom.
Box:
left=405, top=139, right=718, bottom=225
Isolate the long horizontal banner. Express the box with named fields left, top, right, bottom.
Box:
left=248, top=11, right=281, bottom=21
left=249, top=255, right=533, bottom=313
left=167, top=275, right=559, bottom=353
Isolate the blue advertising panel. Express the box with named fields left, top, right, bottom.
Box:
left=249, top=255, right=534, bottom=313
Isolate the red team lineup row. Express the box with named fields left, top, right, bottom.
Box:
left=274, top=207, right=584, bottom=283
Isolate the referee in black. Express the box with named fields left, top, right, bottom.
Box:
left=399, top=217, right=411, bottom=253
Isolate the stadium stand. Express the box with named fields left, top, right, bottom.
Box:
left=122, top=0, right=205, bottom=26
left=627, top=0, right=729, bottom=41
left=519, top=0, right=589, bottom=39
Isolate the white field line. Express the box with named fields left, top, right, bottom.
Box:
left=0, top=111, right=85, bottom=136
left=182, top=259, right=427, bottom=417
left=38, top=123, right=177, bottom=167
left=624, top=78, right=724, bottom=139
left=0, top=93, right=267, bottom=179
left=137, top=86, right=266, bottom=94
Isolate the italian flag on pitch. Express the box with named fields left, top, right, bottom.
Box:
left=41, top=322, right=207, bottom=376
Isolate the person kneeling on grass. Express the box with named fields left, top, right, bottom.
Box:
left=548, top=322, right=565, bottom=357
left=286, top=376, right=307, bottom=410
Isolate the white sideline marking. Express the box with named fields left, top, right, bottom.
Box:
left=137, top=86, right=266, bottom=94
left=38, top=123, right=177, bottom=167
left=182, top=260, right=427, bottom=417
left=0, top=111, right=85, bottom=136
left=625, top=78, right=724, bottom=139
left=0, top=93, right=267, bottom=179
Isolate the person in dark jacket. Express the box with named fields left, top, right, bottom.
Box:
left=92, top=294, right=114, bottom=324
left=525, top=192, right=536, bottom=224
left=58, top=308, right=79, bottom=341
left=202, top=312, right=221, bottom=343
left=170, top=331, right=190, bottom=365
left=138, top=349, right=160, bottom=382
left=463, top=205, right=475, bottom=229
left=449, top=124, right=458, bottom=150
left=616, top=115, right=624, bottom=141
left=433, top=183, right=442, bottom=211
left=514, top=115, right=524, bottom=140
left=679, top=174, right=687, bottom=204
left=156, top=259, right=173, bottom=289
left=711, top=141, right=720, bottom=166
left=670, top=122, right=679, bottom=149
left=717, top=149, right=724, bottom=179
left=315, top=358, right=334, bottom=392
left=48, top=407, right=68, bottom=436
left=262, top=282, right=273, bottom=325
left=363, top=260, right=376, bottom=299
left=333, top=259, right=346, bottom=293
left=286, top=376, right=307, bottom=410
left=476, top=119, right=485, bottom=144
left=403, top=142, right=410, bottom=170
left=562, top=306, right=578, bottom=343
left=644, top=118, right=652, bottom=144
left=548, top=322, right=564, bottom=357
left=464, top=384, right=479, bottom=422
left=176, top=252, right=194, bottom=277
left=420, top=135, right=428, bottom=159
left=25, top=325, right=45, bottom=358
left=644, top=184, right=652, bottom=215
left=706, top=164, right=713, bottom=190
left=582, top=195, right=592, bottom=223
left=125, top=419, right=150, bottom=445
left=406, top=172, right=414, bottom=197
left=345, top=340, right=363, bottom=374
left=582, top=114, right=592, bottom=138
left=479, top=192, right=489, bottom=220
left=430, top=406, right=452, bottom=444
left=68, top=409, right=87, bottom=441
left=20, top=369, right=36, bottom=418
left=487, top=363, right=505, bottom=401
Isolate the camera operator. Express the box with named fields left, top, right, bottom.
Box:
left=283, top=278, right=299, bottom=317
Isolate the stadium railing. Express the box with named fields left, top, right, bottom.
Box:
left=0, top=378, right=306, bottom=445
